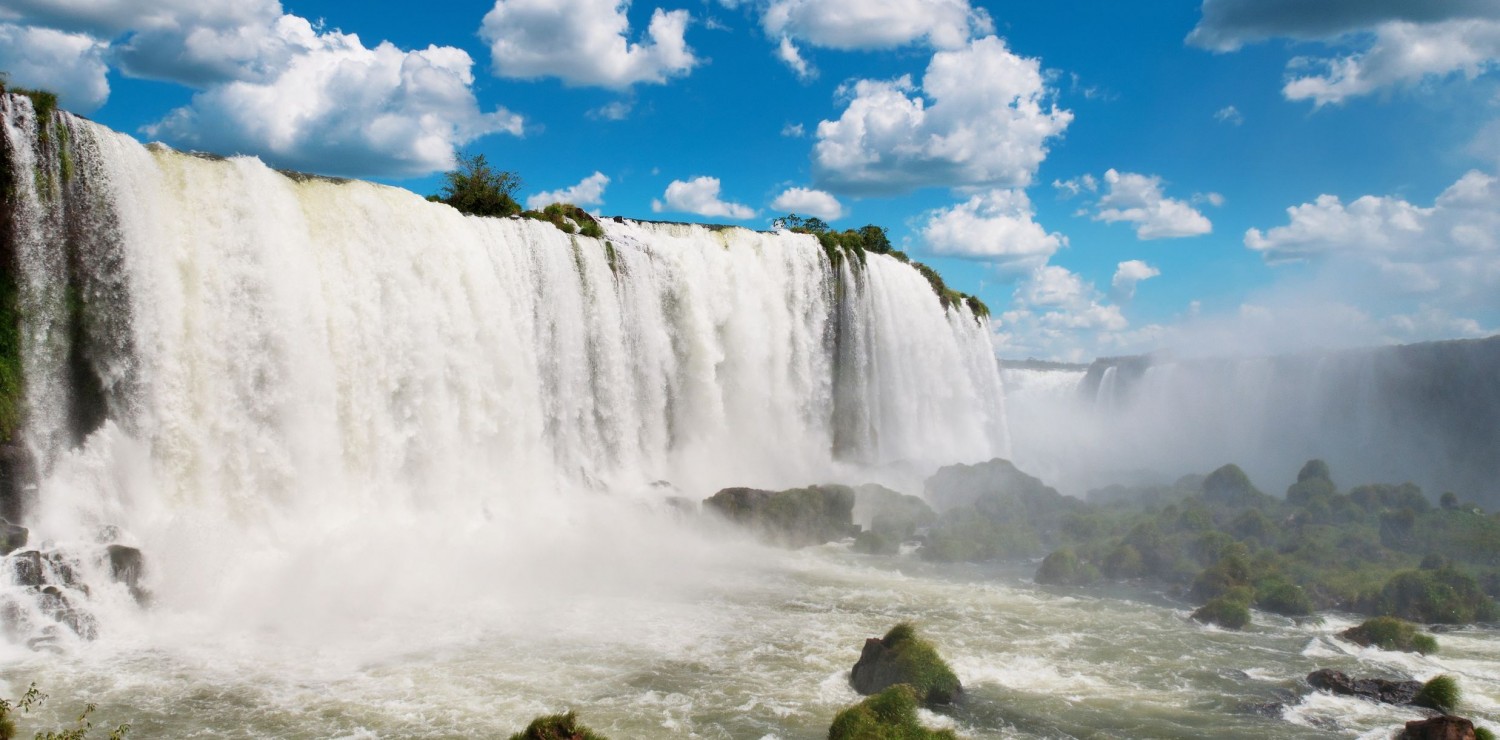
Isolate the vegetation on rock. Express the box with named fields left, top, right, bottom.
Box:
left=703, top=485, right=856, bottom=548
left=1191, top=595, right=1251, bottom=629
left=774, top=213, right=989, bottom=321
left=827, top=685, right=958, bottom=740
left=1413, top=674, right=1461, bottom=714
left=850, top=623, right=962, bottom=706
left=522, top=202, right=606, bottom=239
left=430, top=153, right=522, bottom=217
left=507, top=711, right=607, bottom=740
left=0, top=683, right=129, bottom=740
left=1340, top=616, right=1439, bottom=654
left=1035, top=548, right=1100, bottom=586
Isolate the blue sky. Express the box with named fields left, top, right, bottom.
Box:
left=3, top=0, right=1499, bottom=361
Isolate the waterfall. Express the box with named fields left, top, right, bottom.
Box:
left=0, top=94, right=1008, bottom=644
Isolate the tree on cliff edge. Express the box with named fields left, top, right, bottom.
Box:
left=431, top=153, right=522, bottom=217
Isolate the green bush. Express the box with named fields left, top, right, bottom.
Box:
left=433, top=153, right=521, bottom=217
left=0, top=683, right=129, bottom=740
left=507, top=711, right=607, bottom=740
left=1368, top=566, right=1498, bottom=624
left=828, top=685, right=957, bottom=740
left=1254, top=578, right=1314, bottom=616
left=1035, top=548, right=1100, bottom=586
left=1412, top=675, right=1460, bottom=713
left=1339, top=616, right=1437, bottom=654
left=1192, top=596, right=1251, bottom=629
left=1476, top=726, right=1495, bottom=740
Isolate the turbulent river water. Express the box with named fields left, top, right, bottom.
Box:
left=1, top=93, right=1497, bottom=739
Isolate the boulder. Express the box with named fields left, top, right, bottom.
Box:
left=1400, top=716, right=1477, bottom=740
left=105, top=544, right=146, bottom=602
left=0, top=518, right=25, bottom=555
left=702, top=485, right=856, bottom=548
left=1306, top=669, right=1421, bottom=705
left=828, top=685, right=957, bottom=740
left=7, top=549, right=43, bottom=587
left=1340, top=616, right=1438, bottom=654
left=850, top=623, right=961, bottom=706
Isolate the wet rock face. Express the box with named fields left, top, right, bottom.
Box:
left=105, top=544, right=146, bottom=603
left=1306, top=669, right=1421, bottom=705
left=0, top=520, right=26, bottom=555
left=1, top=542, right=147, bottom=648
left=1400, top=716, right=1478, bottom=740
left=0, top=442, right=34, bottom=523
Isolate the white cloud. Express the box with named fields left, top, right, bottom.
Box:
left=780, top=122, right=805, bottom=137
left=1282, top=20, right=1500, bottom=105
left=759, top=0, right=993, bottom=50
left=989, top=265, right=1131, bottom=360
left=1188, top=1, right=1500, bottom=105
left=1214, top=105, right=1243, bottom=125
left=527, top=171, right=610, bottom=210
left=651, top=176, right=756, bottom=220
left=776, top=35, right=815, bottom=80
left=0, top=23, right=109, bottom=112
left=0, top=0, right=521, bottom=177
left=145, top=25, right=524, bottom=178
left=770, top=187, right=843, bottom=221
left=920, top=189, right=1065, bottom=267
left=1110, top=260, right=1161, bottom=302
left=1245, top=170, right=1500, bottom=304
left=813, top=36, right=1072, bottom=194
left=481, top=0, right=698, bottom=89
left=1092, top=169, right=1213, bottom=239
left=1052, top=174, right=1098, bottom=199
left=589, top=100, right=634, bottom=120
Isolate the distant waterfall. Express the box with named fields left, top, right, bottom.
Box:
left=0, top=93, right=1008, bottom=545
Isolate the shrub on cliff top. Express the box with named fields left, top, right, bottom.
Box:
left=432, top=153, right=521, bottom=217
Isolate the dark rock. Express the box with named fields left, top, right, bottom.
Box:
left=703, top=484, right=856, bottom=548
left=45, top=551, right=84, bottom=592
left=1306, top=669, right=1421, bottom=705
left=105, top=544, right=146, bottom=602
left=0, top=518, right=25, bottom=555
left=1400, top=716, right=1478, bottom=740
left=0, top=442, right=34, bottom=523
left=850, top=623, right=961, bottom=706
left=8, top=549, right=43, bottom=587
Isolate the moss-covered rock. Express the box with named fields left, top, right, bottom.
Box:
left=1191, top=596, right=1251, bottom=629
left=1339, top=616, right=1438, bottom=654
left=703, top=485, right=856, bottom=548
left=1201, top=464, right=1271, bottom=509
left=828, top=685, right=958, bottom=740
left=1252, top=577, right=1314, bottom=616
left=850, top=623, right=962, bottom=706
left=1413, top=674, right=1461, bottom=713
left=508, top=711, right=608, bottom=740
left=1035, top=548, right=1100, bottom=586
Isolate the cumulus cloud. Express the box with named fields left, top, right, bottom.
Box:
left=651, top=176, right=756, bottom=220
left=0, top=24, right=109, bottom=112
left=145, top=25, right=523, bottom=178
left=758, top=0, right=993, bottom=50
left=813, top=36, right=1072, bottom=195
left=989, top=265, right=1132, bottom=361
left=920, top=189, right=1065, bottom=268
left=481, top=0, right=698, bottom=88
left=1245, top=170, right=1500, bottom=309
left=770, top=187, right=843, bottom=221
left=0, top=0, right=522, bottom=177
left=1110, top=260, right=1161, bottom=302
left=1064, top=169, right=1213, bottom=239
left=527, top=171, right=611, bottom=210
left=1188, top=0, right=1500, bottom=105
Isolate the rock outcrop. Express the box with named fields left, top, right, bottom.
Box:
left=1306, top=669, right=1421, bottom=705
left=850, top=623, right=961, bottom=706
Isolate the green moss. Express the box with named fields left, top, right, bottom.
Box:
left=1191, top=595, right=1251, bottom=629
left=0, top=255, right=21, bottom=442
left=1412, top=674, right=1460, bottom=713
left=866, top=623, right=962, bottom=706
left=1476, top=726, right=1495, bottom=740
left=828, top=685, right=958, bottom=740
left=507, top=711, right=608, bottom=740
left=1340, top=616, right=1438, bottom=654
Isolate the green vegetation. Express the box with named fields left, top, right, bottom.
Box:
left=774, top=213, right=989, bottom=321
left=913, top=457, right=1500, bottom=626
left=1340, top=617, right=1438, bottom=654
left=0, top=684, right=129, bottom=740
left=522, top=202, right=606, bottom=239
left=1412, top=675, right=1461, bottom=713
left=853, top=623, right=962, bottom=706
left=0, top=260, right=21, bottom=442
left=430, top=153, right=522, bottom=217
left=507, top=711, right=607, bottom=740
left=827, top=685, right=958, bottom=740
left=1477, top=726, right=1496, bottom=740
left=1191, top=595, right=1251, bottom=629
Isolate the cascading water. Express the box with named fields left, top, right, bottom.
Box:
left=0, top=93, right=1007, bottom=653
